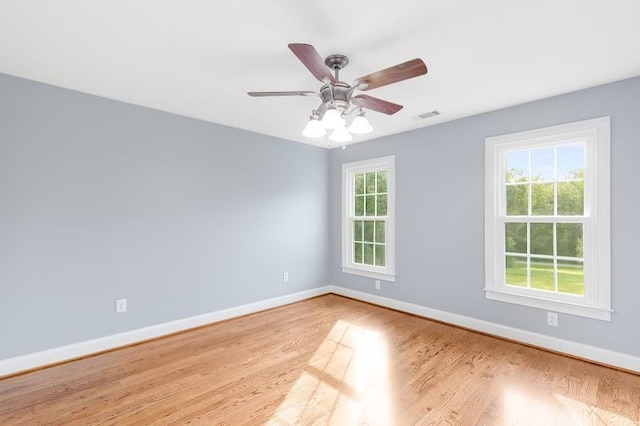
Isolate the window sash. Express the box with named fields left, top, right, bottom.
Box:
left=497, top=140, right=589, bottom=299
left=351, top=219, right=387, bottom=267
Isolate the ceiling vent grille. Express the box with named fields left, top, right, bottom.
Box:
left=417, top=110, right=441, bottom=119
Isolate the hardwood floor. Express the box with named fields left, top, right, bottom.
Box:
left=0, top=294, right=638, bottom=425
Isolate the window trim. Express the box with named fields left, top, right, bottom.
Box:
left=485, top=117, right=611, bottom=321
left=342, top=155, right=396, bottom=282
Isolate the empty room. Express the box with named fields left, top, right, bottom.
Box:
left=1, top=1, right=639, bottom=424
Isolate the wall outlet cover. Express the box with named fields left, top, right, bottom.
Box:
left=116, top=299, right=127, bottom=313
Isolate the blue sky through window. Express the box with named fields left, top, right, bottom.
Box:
left=506, top=143, right=585, bottom=182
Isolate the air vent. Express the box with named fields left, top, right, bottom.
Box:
left=417, top=110, right=441, bottom=119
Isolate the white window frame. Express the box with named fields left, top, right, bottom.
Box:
left=485, top=117, right=611, bottom=321
left=342, top=155, right=396, bottom=282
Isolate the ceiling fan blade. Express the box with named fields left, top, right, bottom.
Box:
left=288, top=43, right=336, bottom=84
left=247, top=91, right=316, bottom=97
left=352, top=94, right=403, bottom=115
left=354, top=58, right=427, bottom=91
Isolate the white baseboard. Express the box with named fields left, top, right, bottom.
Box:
left=328, top=285, right=640, bottom=373
left=0, top=286, right=330, bottom=377
left=3, top=285, right=637, bottom=377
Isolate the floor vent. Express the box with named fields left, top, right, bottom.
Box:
left=417, top=110, right=441, bottom=119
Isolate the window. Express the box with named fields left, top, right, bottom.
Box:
left=342, top=156, right=396, bottom=281
left=485, top=117, right=611, bottom=320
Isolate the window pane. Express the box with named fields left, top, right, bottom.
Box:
left=506, top=256, right=527, bottom=287
left=557, top=181, right=584, bottom=215
left=506, top=151, right=529, bottom=183
left=557, top=143, right=585, bottom=180
left=354, top=242, right=363, bottom=264
left=531, top=147, right=554, bottom=181
left=375, top=221, right=385, bottom=243
left=365, top=195, right=375, bottom=216
left=557, top=259, right=584, bottom=295
left=505, top=223, right=527, bottom=254
left=354, top=221, right=363, bottom=242
left=355, top=195, right=364, bottom=216
left=557, top=223, right=583, bottom=258
left=365, top=172, right=376, bottom=194
left=376, top=194, right=387, bottom=216
left=530, top=257, right=554, bottom=291
left=506, top=184, right=529, bottom=215
left=363, top=221, right=374, bottom=243
left=377, top=171, right=387, bottom=193
left=375, top=244, right=385, bottom=267
left=363, top=243, right=374, bottom=265
left=530, top=223, right=553, bottom=255
left=355, top=173, right=365, bottom=195
left=531, top=183, right=554, bottom=215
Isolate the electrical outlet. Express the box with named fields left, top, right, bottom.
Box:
left=375, top=280, right=381, bottom=290
left=116, top=299, right=127, bottom=313
left=547, top=312, right=558, bottom=327
left=283, top=272, right=289, bottom=282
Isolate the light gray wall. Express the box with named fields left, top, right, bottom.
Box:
left=0, top=73, right=329, bottom=359
left=2, top=71, right=638, bottom=362
left=329, top=76, right=640, bottom=357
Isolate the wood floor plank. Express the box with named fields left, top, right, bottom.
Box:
left=0, top=294, right=638, bottom=425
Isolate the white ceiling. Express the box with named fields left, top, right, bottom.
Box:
left=1, top=1, right=639, bottom=148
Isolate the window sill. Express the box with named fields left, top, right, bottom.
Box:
left=485, top=288, right=611, bottom=321
left=342, top=266, right=396, bottom=282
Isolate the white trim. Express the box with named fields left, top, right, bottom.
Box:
left=328, top=285, right=640, bottom=373
left=341, top=266, right=395, bottom=282
left=485, top=289, right=612, bottom=321
left=341, top=155, right=396, bottom=282
left=0, top=287, right=330, bottom=378
left=485, top=117, right=611, bottom=320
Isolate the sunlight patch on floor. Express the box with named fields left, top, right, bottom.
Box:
left=553, top=393, right=636, bottom=425
left=502, top=387, right=557, bottom=424
left=501, top=387, right=636, bottom=425
left=268, top=319, right=393, bottom=425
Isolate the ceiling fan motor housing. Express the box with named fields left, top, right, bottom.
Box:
left=319, top=82, right=351, bottom=114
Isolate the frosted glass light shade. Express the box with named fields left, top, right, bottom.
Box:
left=321, top=108, right=345, bottom=129
left=302, top=118, right=327, bottom=138
left=348, top=115, right=373, bottom=135
left=329, top=125, right=353, bottom=143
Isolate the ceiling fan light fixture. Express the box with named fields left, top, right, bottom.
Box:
left=348, top=112, right=373, bottom=135
left=321, top=107, right=345, bottom=129
left=302, top=115, right=327, bottom=138
left=329, top=125, right=353, bottom=143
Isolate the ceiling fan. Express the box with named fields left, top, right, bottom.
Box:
left=248, top=43, right=428, bottom=143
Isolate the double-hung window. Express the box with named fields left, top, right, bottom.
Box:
left=342, top=156, right=396, bottom=282
left=485, top=117, right=611, bottom=320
